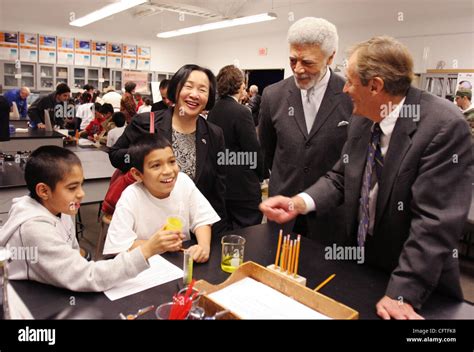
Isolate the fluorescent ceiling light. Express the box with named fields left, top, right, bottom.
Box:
left=157, top=12, right=277, bottom=38
left=70, top=0, right=147, bottom=27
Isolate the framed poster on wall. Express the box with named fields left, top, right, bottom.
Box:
left=137, top=46, right=151, bottom=71
left=75, top=39, right=91, bottom=66
left=122, top=44, right=137, bottom=70
left=19, top=33, right=37, bottom=62
left=91, top=41, right=106, bottom=67
left=107, top=42, right=122, bottom=68
left=39, top=34, right=56, bottom=63
left=57, top=37, right=74, bottom=65
left=0, top=31, right=19, bottom=60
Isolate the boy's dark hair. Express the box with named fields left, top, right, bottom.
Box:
left=100, top=103, right=114, bottom=115
left=112, top=112, right=126, bottom=127
left=167, top=64, right=216, bottom=111
left=55, top=83, right=71, bottom=95
left=91, top=102, right=102, bottom=114
left=80, top=92, right=92, bottom=104
left=159, top=79, right=170, bottom=90
left=129, top=133, right=172, bottom=173
left=25, top=146, right=81, bottom=201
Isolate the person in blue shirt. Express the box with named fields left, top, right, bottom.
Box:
left=3, top=87, right=30, bottom=119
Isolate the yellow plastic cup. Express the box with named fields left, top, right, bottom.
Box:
left=163, top=216, right=184, bottom=232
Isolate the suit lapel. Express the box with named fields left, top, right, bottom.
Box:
left=287, top=79, right=308, bottom=139
left=194, top=117, right=209, bottom=182
left=374, top=88, right=419, bottom=231
left=156, top=109, right=173, bottom=141
left=308, top=71, right=341, bottom=140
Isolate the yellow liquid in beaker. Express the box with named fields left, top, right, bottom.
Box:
left=221, top=254, right=243, bottom=273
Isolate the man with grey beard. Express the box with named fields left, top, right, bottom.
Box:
left=258, top=17, right=352, bottom=243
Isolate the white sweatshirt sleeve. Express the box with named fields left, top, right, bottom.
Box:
left=18, top=218, right=149, bottom=292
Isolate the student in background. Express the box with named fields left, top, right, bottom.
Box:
left=138, top=98, right=152, bottom=113
left=102, top=86, right=122, bottom=112
left=28, top=83, right=71, bottom=129
left=107, top=112, right=126, bottom=147
left=151, top=79, right=172, bottom=111
left=135, top=92, right=144, bottom=112
left=4, top=86, right=30, bottom=119
left=97, top=103, right=115, bottom=145
left=0, top=146, right=184, bottom=291
left=104, top=134, right=220, bottom=263
left=454, top=88, right=474, bottom=133
left=80, top=103, right=105, bottom=141
left=76, top=92, right=93, bottom=130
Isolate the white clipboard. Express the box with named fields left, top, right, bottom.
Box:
left=9, top=102, right=20, bottom=120
left=44, top=109, right=53, bottom=132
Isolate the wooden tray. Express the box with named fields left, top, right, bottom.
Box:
left=195, top=261, right=358, bottom=319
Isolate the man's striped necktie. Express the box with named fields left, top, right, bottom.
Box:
left=357, top=123, right=384, bottom=247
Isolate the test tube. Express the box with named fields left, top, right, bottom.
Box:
left=183, top=250, right=193, bottom=286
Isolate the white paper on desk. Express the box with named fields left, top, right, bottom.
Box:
left=14, top=128, right=29, bottom=133
left=208, top=277, right=331, bottom=319
left=78, top=138, right=95, bottom=146
left=104, top=255, right=183, bottom=301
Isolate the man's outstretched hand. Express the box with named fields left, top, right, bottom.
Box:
left=259, top=195, right=306, bottom=224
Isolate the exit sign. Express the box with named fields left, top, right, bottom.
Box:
left=258, top=48, right=268, bottom=56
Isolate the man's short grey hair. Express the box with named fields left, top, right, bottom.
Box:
left=20, top=86, right=31, bottom=94
left=249, top=85, right=258, bottom=94
left=287, top=17, right=338, bottom=57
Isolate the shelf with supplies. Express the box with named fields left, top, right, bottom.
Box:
left=420, top=69, right=474, bottom=99
left=1, top=60, right=174, bottom=97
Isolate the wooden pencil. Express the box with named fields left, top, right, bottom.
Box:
left=274, top=230, right=283, bottom=268
left=293, top=235, right=301, bottom=278
left=286, top=240, right=293, bottom=273
left=314, top=274, right=336, bottom=292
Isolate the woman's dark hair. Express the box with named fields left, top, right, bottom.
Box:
left=124, top=81, right=137, bottom=93
left=25, top=146, right=81, bottom=201
left=216, top=65, right=244, bottom=98
left=129, top=133, right=173, bottom=173
left=167, top=64, right=216, bottom=111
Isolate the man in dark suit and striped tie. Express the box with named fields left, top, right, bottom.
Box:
left=260, top=36, right=473, bottom=319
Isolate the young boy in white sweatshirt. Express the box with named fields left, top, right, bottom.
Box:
left=0, top=146, right=184, bottom=291
left=103, top=134, right=220, bottom=263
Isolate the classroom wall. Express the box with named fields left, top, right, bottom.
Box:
left=195, top=14, right=474, bottom=77
left=2, top=4, right=472, bottom=78
left=0, top=20, right=197, bottom=74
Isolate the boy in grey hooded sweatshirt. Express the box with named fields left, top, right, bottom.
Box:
left=0, top=146, right=184, bottom=292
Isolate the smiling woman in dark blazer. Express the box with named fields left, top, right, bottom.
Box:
left=109, top=64, right=227, bottom=236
